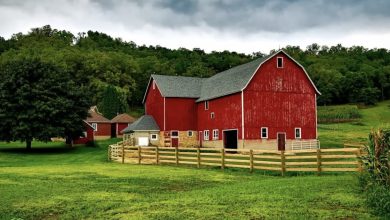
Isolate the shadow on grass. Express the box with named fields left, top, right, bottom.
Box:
left=0, top=145, right=78, bottom=155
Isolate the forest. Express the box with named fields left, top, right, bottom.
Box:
left=1, top=25, right=390, bottom=119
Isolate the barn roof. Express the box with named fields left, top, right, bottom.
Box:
left=121, top=115, right=160, bottom=133
left=151, top=74, right=205, bottom=98
left=143, top=50, right=320, bottom=103
left=111, top=113, right=136, bottom=123
left=86, top=110, right=111, bottom=123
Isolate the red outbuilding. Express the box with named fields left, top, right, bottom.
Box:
left=111, top=113, right=136, bottom=138
left=123, top=50, right=321, bottom=151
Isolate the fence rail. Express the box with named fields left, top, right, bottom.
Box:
left=108, top=145, right=362, bottom=175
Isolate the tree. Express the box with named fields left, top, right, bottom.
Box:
left=0, top=49, right=91, bottom=149
left=98, top=85, right=128, bottom=119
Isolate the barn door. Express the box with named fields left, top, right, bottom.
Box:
left=277, top=133, right=286, bottom=151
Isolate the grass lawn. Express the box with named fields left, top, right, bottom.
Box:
left=1, top=101, right=389, bottom=219
left=318, top=100, right=390, bottom=148
left=0, top=140, right=375, bottom=219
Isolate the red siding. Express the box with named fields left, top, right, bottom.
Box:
left=197, top=93, right=242, bottom=140
left=94, top=123, right=111, bottom=136
left=74, top=123, right=94, bottom=144
left=165, top=98, right=197, bottom=131
left=117, top=123, right=129, bottom=135
left=144, top=79, right=165, bottom=130
left=243, top=52, right=317, bottom=140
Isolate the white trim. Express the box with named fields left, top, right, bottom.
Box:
left=142, top=76, right=153, bottom=104
left=204, top=101, right=209, bottom=110
left=277, top=56, right=284, bottom=68
left=204, top=130, right=210, bottom=141
left=315, top=93, right=318, bottom=139
left=212, top=129, right=219, bottom=140
left=294, top=127, right=302, bottom=139
left=187, top=130, right=193, bottom=137
left=91, top=123, right=98, bottom=131
left=241, top=91, right=244, bottom=140
left=116, top=123, right=118, bottom=136
left=222, top=129, right=239, bottom=149
left=150, top=134, right=158, bottom=140
left=260, top=127, right=268, bottom=139
left=163, top=97, right=166, bottom=131
left=210, top=112, right=215, bottom=119
left=241, top=50, right=321, bottom=95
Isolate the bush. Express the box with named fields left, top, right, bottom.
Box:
left=360, top=128, right=390, bottom=216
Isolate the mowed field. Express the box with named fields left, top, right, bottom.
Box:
left=1, top=101, right=389, bottom=219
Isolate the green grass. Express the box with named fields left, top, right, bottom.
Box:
left=1, top=101, right=390, bottom=219
left=318, top=100, right=390, bottom=148
left=0, top=140, right=376, bottom=219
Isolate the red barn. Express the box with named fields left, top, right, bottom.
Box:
left=124, top=50, right=320, bottom=150
left=111, top=113, right=136, bottom=138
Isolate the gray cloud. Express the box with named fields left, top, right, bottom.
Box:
left=0, top=0, right=390, bottom=53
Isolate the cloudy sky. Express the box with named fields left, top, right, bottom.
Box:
left=1, top=0, right=390, bottom=54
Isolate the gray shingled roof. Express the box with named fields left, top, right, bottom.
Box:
left=197, top=56, right=269, bottom=102
left=152, top=74, right=205, bottom=98
left=121, top=115, right=160, bottom=133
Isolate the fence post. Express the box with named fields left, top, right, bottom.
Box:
left=138, top=146, right=141, bottom=164
left=281, top=150, right=286, bottom=176
left=121, top=145, right=125, bottom=164
left=156, top=146, right=159, bottom=165
left=175, top=147, right=179, bottom=165
left=250, top=149, right=254, bottom=173
left=316, top=148, right=321, bottom=175
left=357, top=148, right=363, bottom=172
left=221, top=148, right=225, bottom=170
left=197, top=147, right=201, bottom=168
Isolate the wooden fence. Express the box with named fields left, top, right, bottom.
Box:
left=108, top=144, right=362, bottom=175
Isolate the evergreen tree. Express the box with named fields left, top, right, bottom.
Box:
left=98, top=85, right=128, bottom=119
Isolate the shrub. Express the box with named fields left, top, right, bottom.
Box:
left=360, top=128, right=390, bottom=216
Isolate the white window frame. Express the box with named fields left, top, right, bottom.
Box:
left=150, top=134, right=158, bottom=141
left=204, top=130, right=209, bottom=141
left=187, top=131, right=193, bottom=137
left=212, top=129, right=219, bottom=140
left=261, top=127, right=268, bottom=139
left=205, top=101, right=209, bottom=110
left=295, top=127, right=302, bottom=139
left=92, top=123, right=97, bottom=131
left=171, top=130, right=179, bottom=138
left=82, top=131, right=87, bottom=137
left=277, top=57, right=284, bottom=68
left=211, top=112, right=215, bottom=119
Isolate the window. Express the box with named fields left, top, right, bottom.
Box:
left=204, top=130, right=209, bottom=141
left=295, top=128, right=301, bottom=139
left=205, top=101, right=209, bottom=110
left=277, top=57, right=283, bottom=68
left=171, top=131, right=179, bottom=137
left=261, top=127, right=268, bottom=139
left=187, top=131, right=193, bottom=137
left=212, top=129, right=219, bottom=140
left=82, top=131, right=87, bottom=137
left=151, top=134, right=158, bottom=140
left=152, top=81, right=156, bottom=90
left=128, top=123, right=131, bottom=127
left=92, top=123, right=97, bottom=131
left=211, top=112, right=215, bottom=119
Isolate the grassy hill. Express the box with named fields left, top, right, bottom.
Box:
left=1, top=101, right=390, bottom=219
left=318, top=100, right=390, bottom=148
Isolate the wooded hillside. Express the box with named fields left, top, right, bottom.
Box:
left=1, top=25, right=389, bottom=117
